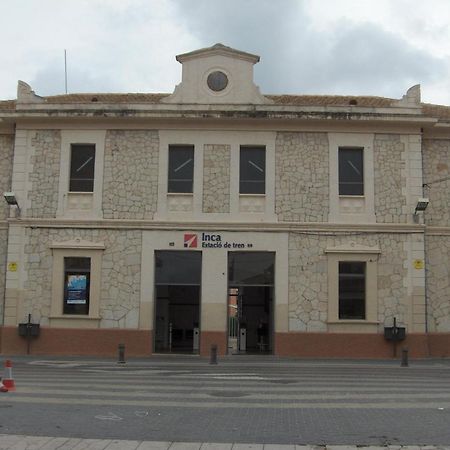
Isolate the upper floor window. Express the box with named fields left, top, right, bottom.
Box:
left=240, top=146, right=265, bottom=194
left=168, top=145, right=194, bottom=193
left=69, top=144, right=96, bottom=192
left=339, top=261, right=366, bottom=320
left=339, top=147, right=364, bottom=195
left=63, top=257, right=91, bottom=315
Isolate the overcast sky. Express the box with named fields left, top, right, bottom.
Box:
left=1, top=0, right=450, bottom=105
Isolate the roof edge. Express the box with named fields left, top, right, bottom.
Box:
left=176, top=43, right=260, bottom=64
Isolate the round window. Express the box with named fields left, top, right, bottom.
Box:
left=207, top=71, right=228, bottom=92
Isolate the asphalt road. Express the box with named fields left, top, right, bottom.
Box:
left=1, top=356, right=450, bottom=446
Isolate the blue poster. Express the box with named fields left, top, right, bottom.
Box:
left=67, top=275, right=87, bottom=304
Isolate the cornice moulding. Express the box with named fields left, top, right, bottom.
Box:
left=9, top=218, right=426, bottom=234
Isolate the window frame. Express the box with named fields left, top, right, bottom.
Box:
left=338, top=146, right=364, bottom=196
left=326, top=245, right=380, bottom=331
left=328, top=133, right=375, bottom=222
left=338, top=260, right=366, bottom=320
left=50, top=241, right=104, bottom=326
left=167, top=145, right=195, bottom=194
left=239, top=145, right=266, bottom=195
left=57, top=130, right=106, bottom=219
left=69, top=144, right=96, bottom=193
left=63, top=257, right=91, bottom=315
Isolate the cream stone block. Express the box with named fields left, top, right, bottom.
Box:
left=139, top=302, right=152, bottom=329
left=167, top=194, right=194, bottom=212
left=201, top=304, right=227, bottom=332
left=239, top=195, right=265, bottom=213
left=66, top=192, right=94, bottom=213
left=275, top=304, right=289, bottom=333
left=339, top=196, right=365, bottom=214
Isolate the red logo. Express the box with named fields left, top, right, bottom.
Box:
left=184, top=234, right=198, bottom=248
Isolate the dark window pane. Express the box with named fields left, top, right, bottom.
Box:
left=339, top=147, right=364, bottom=195
left=240, top=146, right=265, bottom=194
left=168, top=145, right=194, bottom=193
left=64, top=257, right=90, bottom=315
left=155, top=251, right=202, bottom=285
left=70, top=144, right=95, bottom=192
left=228, top=252, right=274, bottom=286
left=339, top=261, right=365, bottom=320
left=65, top=257, right=91, bottom=271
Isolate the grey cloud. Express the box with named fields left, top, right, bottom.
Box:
left=30, top=59, right=122, bottom=96
left=170, top=0, right=446, bottom=99
left=299, top=21, right=447, bottom=98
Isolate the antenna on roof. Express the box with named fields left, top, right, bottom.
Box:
left=64, top=49, right=68, bottom=94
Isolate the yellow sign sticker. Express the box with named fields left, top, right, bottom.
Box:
left=8, top=262, right=18, bottom=272
left=413, top=259, right=424, bottom=269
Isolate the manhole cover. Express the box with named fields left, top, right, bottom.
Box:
left=208, top=391, right=249, bottom=398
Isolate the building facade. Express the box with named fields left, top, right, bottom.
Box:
left=1, top=44, right=450, bottom=358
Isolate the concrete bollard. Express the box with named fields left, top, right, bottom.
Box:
left=401, top=347, right=409, bottom=367
left=210, top=344, right=218, bottom=365
left=118, top=343, right=126, bottom=364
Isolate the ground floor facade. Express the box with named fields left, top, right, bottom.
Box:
left=1, top=224, right=450, bottom=358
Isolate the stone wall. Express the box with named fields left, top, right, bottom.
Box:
left=275, top=132, right=329, bottom=222
left=103, top=130, right=159, bottom=219
left=0, top=134, right=14, bottom=220
left=426, top=235, right=450, bottom=332
left=23, top=228, right=142, bottom=328
left=288, top=233, right=328, bottom=331
left=28, top=130, right=61, bottom=218
left=374, top=134, right=407, bottom=223
left=288, top=233, right=407, bottom=331
left=422, top=139, right=450, bottom=227
left=203, top=144, right=230, bottom=213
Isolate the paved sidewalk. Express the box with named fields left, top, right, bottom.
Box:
left=0, top=436, right=449, bottom=450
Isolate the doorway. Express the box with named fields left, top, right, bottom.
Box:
left=154, top=251, right=201, bottom=353
left=228, top=252, right=274, bottom=354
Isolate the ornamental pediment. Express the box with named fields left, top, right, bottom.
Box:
left=162, top=43, right=272, bottom=105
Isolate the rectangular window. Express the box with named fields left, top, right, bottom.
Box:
left=168, top=145, right=194, bottom=193
left=339, top=147, right=364, bottom=195
left=240, top=146, right=265, bottom=194
left=69, top=144, right=96, bottom=192
left=63, top=257, right=90, bottom=315
left=339, top=261, right=366, bottom=319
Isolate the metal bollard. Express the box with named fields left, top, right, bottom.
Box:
left=209, top=344, right=218, bottom=365
left=401, top=347, right=409, bottom=367
left=118, top=343, right=126, bottom=364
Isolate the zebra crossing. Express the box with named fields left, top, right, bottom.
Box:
left=2, top=358, right=450, bottom=445
left=5, top=359, right=450, bottom=409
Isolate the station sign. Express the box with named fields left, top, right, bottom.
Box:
left=184, top=233, right=253, bottom=249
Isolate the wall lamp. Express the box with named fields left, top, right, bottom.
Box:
left=414, top=197, right=429, bottom=214
left=3, top=192, right=21, bottom=216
